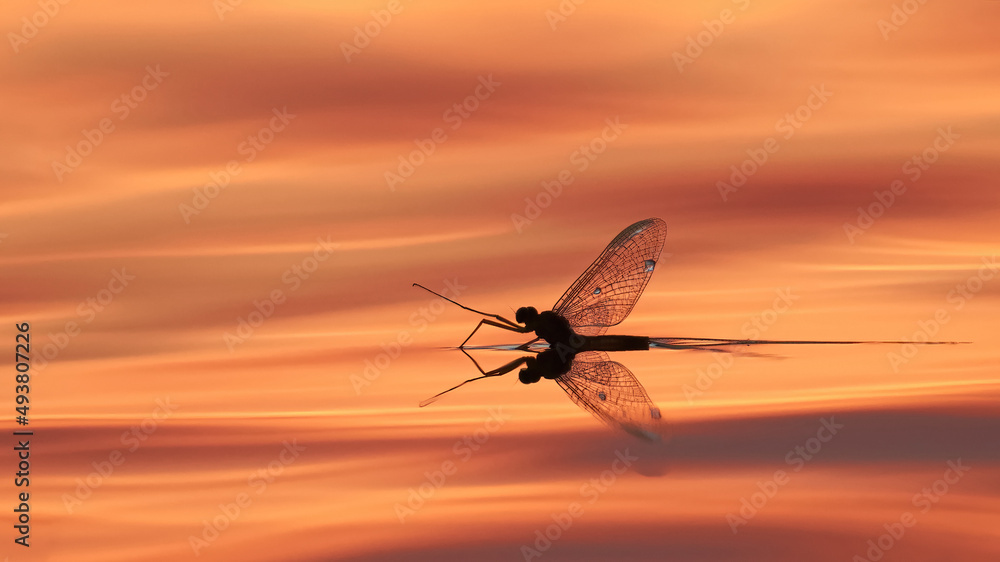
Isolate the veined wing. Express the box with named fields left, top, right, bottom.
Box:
left=555, top=351, right=665, bottom=441
left=553, top=218, right=666, bottom=336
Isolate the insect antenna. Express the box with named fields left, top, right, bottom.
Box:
left=412, top=283, right=497, bottom=317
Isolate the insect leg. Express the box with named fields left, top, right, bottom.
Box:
left=461, top=347, right=534, bottom=376
left=515, top=337, right=542, bottom=351
left=459, top=319, right=531, bottom=348
left=419, top=355, right=530, bottom=407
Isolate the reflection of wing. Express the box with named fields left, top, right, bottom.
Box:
left=553, top=218, right=667, bottom=336
left=555, top=351, right=665, bottom=441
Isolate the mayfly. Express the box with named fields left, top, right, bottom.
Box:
left=413, top=218, right=958, bottom=440
left=414, top=218, right=669, bottom=440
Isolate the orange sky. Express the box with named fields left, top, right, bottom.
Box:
left=2, top=1, right=999, bottom=561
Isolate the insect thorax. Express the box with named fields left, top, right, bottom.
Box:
left=518, top=348, right=574, bottom=384
left=534, top=310, right=575, bottom=346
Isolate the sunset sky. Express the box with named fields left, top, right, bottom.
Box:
left=2, top=1, right=998, bottom=561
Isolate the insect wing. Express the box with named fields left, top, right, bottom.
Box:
left=555, top=351, right=665, bottom=441
left=553, top=218, right=667, bottom=336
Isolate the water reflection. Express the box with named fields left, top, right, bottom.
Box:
left=423, top=348, right=666, bottom=440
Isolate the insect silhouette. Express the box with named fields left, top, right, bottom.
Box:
left=416, top=218, right=669, bottom=440
left=414, top=217, right=962, bottom=440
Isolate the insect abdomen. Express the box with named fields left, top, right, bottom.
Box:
left=578, top=335, right=650, bottom=351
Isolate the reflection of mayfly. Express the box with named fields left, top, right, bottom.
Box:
left=416, top=218, right=670, bottom=440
